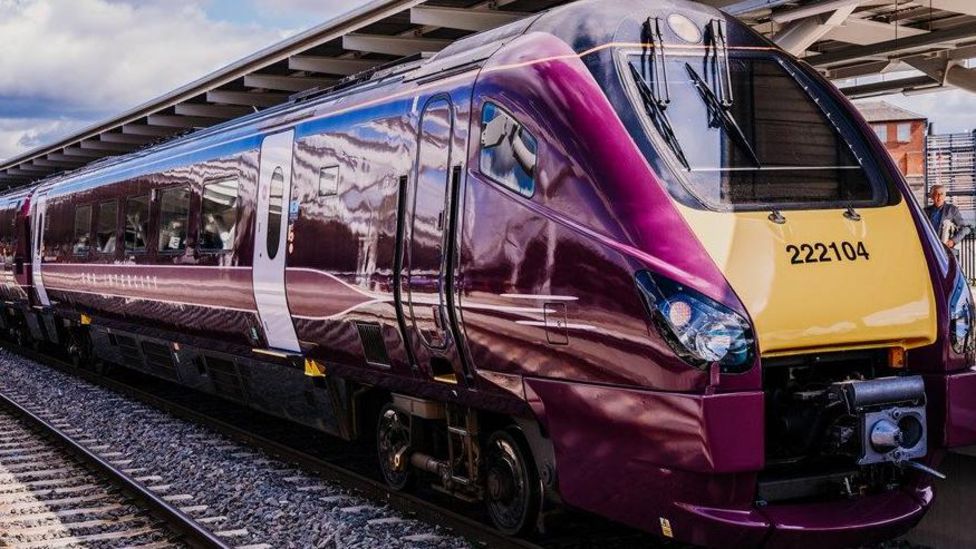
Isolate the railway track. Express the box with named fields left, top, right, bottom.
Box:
left=0, top=345, right=550, bottom=549
left=0, top=387, right=229, bottom=549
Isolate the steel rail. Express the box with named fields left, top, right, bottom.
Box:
left=4, top=344, right=540, bottom=549
left=0, top=384, right=232, bottom=549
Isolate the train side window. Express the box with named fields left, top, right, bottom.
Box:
left=124, top=195, right=150, bottom=252
left=158, top=187, right=190, bottom=253
left=318, top=166, right=340, bottom=196
left=96, top=200, right=117, bottom=254
left=266, top=167, right=285, bottom=260
left=73, top=204, right=91, bottom=255
left=200, top=178, right=239, bottom=252
left=480, top=102, right=537, bottom=198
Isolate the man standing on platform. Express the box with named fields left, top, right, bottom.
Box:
left=925, top=184, right=971, bottom=255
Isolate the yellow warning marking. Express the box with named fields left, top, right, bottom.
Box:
left=304, top=358, right=326, bottom=377
left=660, top=517, right=673, bottom=538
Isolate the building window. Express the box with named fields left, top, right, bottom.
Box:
left=96, top=200, right=117, bottom=254
left=897, top=123, right=912, bottom=143
left=158, top=187, right=190, bottom=252
left=73, top=205, right=91, bottom=254
left=200, top=178, right=239, bottom=252
left=873, top=124, right=888, bottom=143
left=124, top=195, right=150, bottom=252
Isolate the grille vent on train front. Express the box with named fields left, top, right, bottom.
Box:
left=357, top=322, right=391, bottom=367
left=140, top=341, right=180, bottom=382
left=114, top=335, right=142, bottom=368
left=204, top=356, right=247, bottom=403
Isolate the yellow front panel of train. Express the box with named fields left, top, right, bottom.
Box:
left=679, top=201, right=936, bottom=356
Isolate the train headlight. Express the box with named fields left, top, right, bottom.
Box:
left=949, top=272, right=974, bottom=354
left=635, top=271, right=755, bottom=373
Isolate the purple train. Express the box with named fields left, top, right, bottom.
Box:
left=1, top=0, right=974, bottom=546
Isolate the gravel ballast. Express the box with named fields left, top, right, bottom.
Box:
left=0, top=348, right=470, bottom=549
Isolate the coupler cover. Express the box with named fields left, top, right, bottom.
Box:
left=829, top=376, right=927, bottom=465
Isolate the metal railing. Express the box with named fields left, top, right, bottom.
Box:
left=958, top=234, right=976, bottom=285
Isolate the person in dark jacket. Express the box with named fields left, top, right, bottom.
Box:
left=925, top=184, right=971, bottom=253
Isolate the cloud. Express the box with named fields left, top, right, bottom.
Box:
left=0, top=117, right=89, bottom=160
left=0, top=0, right=288, bottom=161
left=876, top=89, right=976, bottom=135
left=0, top=0, right=283, bottom=112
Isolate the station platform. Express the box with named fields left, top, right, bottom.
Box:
left=905, top=451, right=976, bottom=547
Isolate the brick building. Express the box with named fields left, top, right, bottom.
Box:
left=858, top=101, right=929, bottom=203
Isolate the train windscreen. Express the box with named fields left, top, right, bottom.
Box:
left=628, top=51, right=880, bottom=210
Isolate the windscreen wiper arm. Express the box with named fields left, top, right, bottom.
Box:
left=684, top=62, right=761, bottom=168
left=629, top=63, right=690, bottom=170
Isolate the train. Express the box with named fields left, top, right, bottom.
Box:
left=0, top=0, right=974, bottom=546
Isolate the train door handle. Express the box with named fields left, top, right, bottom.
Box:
left=437, top=211, right=445, bottom=231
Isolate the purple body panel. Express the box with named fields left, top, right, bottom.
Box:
left=0, top=0, right=972, bottom=546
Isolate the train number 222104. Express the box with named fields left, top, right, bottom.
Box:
left=786, top=241, right=870, bottom=265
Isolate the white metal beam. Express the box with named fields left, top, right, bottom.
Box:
left=174, top=103, right=254, bottom=119
left=343, top=33, right=451, bottom=56
left=929, top=0, right=976, bottom=17
left=823, top=17, right=928, bottom=46
left=774, top=3, right=860, bottom=55
left=206, top=90, right=290, bottom=107
left=287, top=56, right=379, bottom=76
left=145, top=115, right=219, bottom=129
left=409, top=6, right=528, bottom=32
left=243, top=74, right=336, bottom=92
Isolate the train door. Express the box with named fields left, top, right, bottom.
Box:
left=252, top=131, right=301, bottom=353
left=31, top=192, right=50, bottom=307
left=399, top=95, right=463, bottom=380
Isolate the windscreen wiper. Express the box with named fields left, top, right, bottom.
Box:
left=684, top=62, right=761, bottom=168
left=629, top=63, right=690, bottom=170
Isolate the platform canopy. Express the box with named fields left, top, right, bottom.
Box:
left=3, top=0, right=976, bottom=188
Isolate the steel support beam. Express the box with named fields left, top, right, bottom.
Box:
left=206, top=90, right=290, bottom=107
left=12, top=165, right=51, bottom=174
left=287, top=56, right=380, bottom=76
left=809, top=23, right=976, bottom=68
left=62, top=147, right=109, bottom=158
left=122, top=124, right=181, bottom=137
left=100, top=132, right=156, bottom=145
left=174, top=103, right=255, bottom=119
left=243, top=74, right=335, bottom=92
left=343, top=33, right=450, bottom=56
left=146, top=115, right=221, bottom=129
left=79, top=140, right=138, bottom=152
left=409, top=6, right=528, bottom=31
left=774, top=3, right=860, bottom=55
left=32, top=159, right=83, bottom=168
left=906, top=56, right=976, bottom=95
left=840, top=76, right=938, bottom=98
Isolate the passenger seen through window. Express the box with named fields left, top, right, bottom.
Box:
left=200, top=179, right=239, bottom=251
left=73, top=205, right=91, bottom=254
left=125, top=195, right=150, bottom=251
left=158, top=187, right=190, bottom=252
left=96, top=200, right=117, bottom=254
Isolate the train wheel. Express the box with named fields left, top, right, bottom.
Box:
left=376, top=403, right=414, bottom=491
left=485, top=428, right=540, bottom=536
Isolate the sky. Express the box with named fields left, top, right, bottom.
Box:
left=0, top=0, right=363, bottom=161
left=1, top=0, right=975, bottom=162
